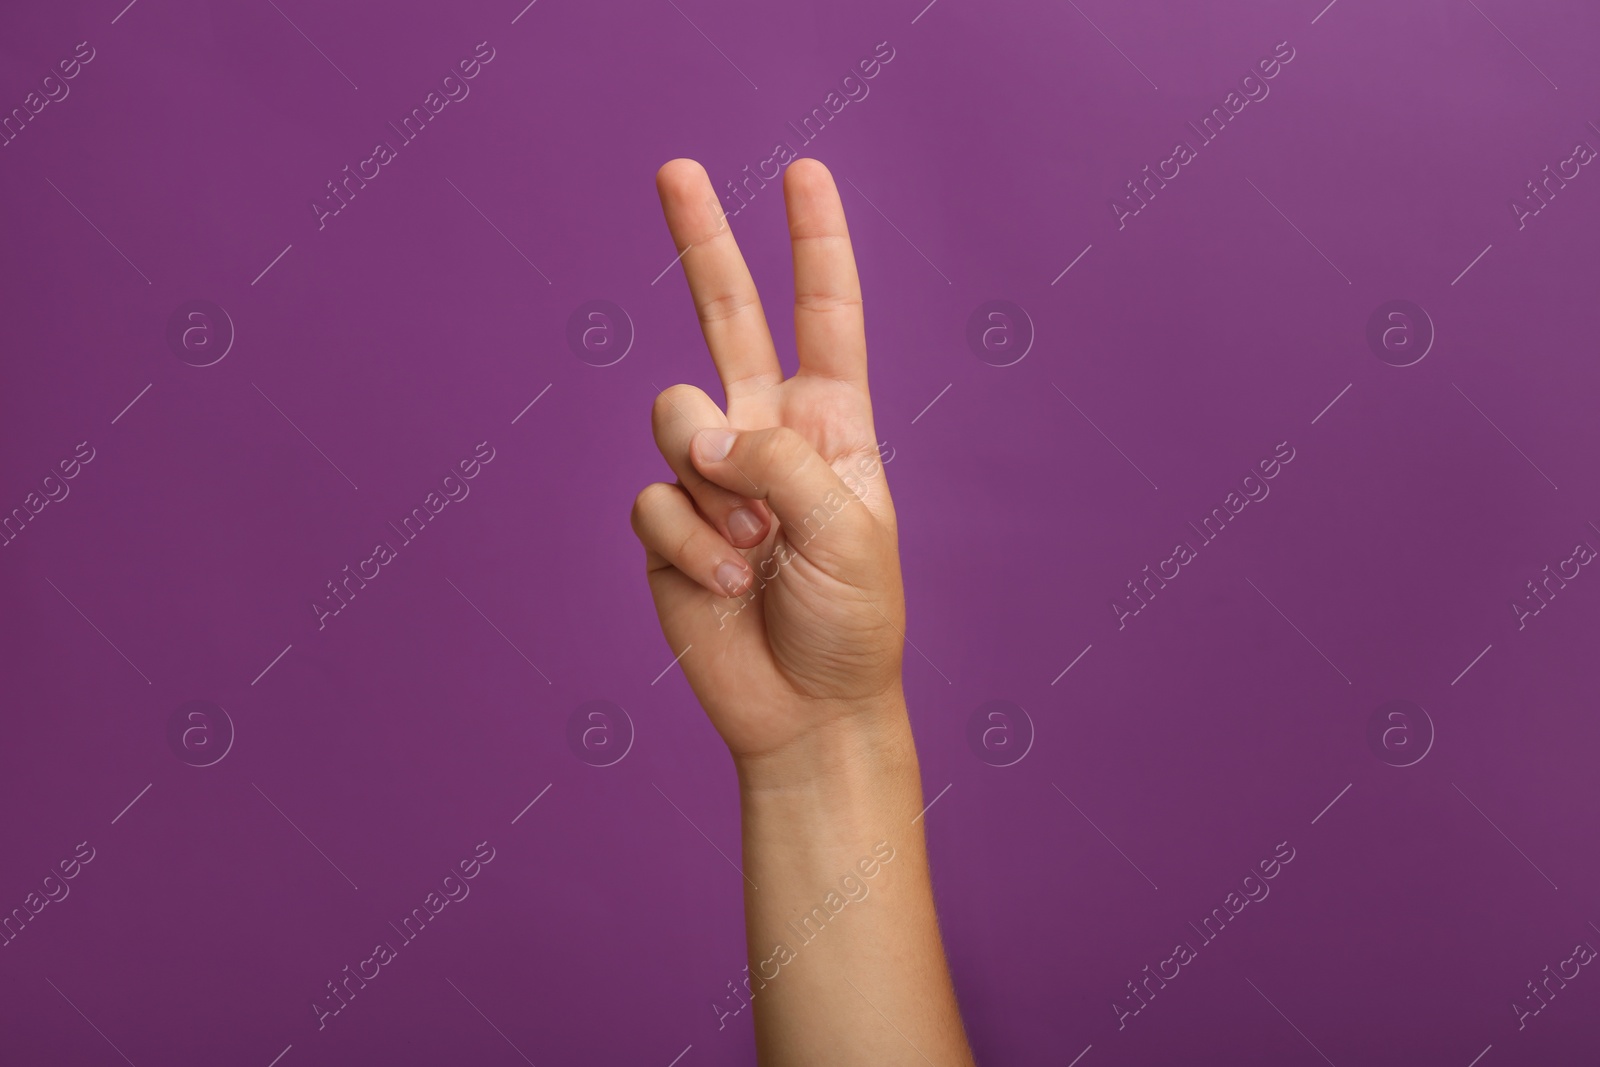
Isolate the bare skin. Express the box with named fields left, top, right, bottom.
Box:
left=631, top=157, right=975, bottom=1066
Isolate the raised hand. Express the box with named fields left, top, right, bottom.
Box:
left=633, top=157, right=974, bottom=1067
left=632, top=158, right=905, bottom=768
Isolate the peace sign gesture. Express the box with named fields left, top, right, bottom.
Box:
left=632, top=158, right=905, bottom=766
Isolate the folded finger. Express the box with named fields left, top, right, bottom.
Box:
left=631, top=481, right=755, bottom=598
left=688, top=426, right=876, bottom=559
left=651, top=383, right=772, bottom=549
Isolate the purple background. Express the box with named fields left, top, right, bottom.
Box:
left=3, top=0, right=1598, bottom=1063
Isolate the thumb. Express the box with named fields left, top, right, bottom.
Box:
left=689, top=426, right=873, bottom=558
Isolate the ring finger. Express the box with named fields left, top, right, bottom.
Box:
left=652, top=383, right=772, bottom=549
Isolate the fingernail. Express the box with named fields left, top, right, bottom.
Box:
left=716, top=560, right=749, bottom=597
left=698, top=428, right=736, bottom=462
left=726, top=507, right=763, bottom=543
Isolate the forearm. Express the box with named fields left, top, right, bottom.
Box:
left=733, top=694, right=975, bottom=1066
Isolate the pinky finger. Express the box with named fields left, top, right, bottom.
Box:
left=631, top=482, right=754, bottom=598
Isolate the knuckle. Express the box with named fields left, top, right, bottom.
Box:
left=793, top=288, right=863, bottom=316
left=671, top=525, right=699, bottom=562
left=694, top=288, right=760, bottom=327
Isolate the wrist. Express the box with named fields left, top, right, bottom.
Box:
left=733, top=690, right=922, bottom=823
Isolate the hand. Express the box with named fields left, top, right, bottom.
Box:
left=631, top=158, right=906, bottom=772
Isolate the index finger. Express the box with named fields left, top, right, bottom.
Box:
left=655, top=159, right=783, bottom=403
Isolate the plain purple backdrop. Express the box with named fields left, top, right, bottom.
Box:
left=2, top=0, right=1598, bottom=1064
